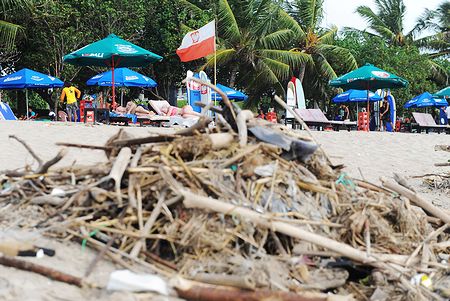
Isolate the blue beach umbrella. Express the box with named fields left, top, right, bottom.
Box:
left=211, top=84, right=248, bottom=101
left=404, top=92, right=448, bottom=108
left=0, top=68, right=64, bottom=114
left=332, top=89, right=382, bottom=103
left=87, top=68, right=157, bottom=87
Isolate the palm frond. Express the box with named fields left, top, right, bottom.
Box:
left=318, top=26, right=337, bottom=44
left=202, top=48, right=236, bottom=69
left=260, top=49, right=313, bottom=70
left=260, top=57, right=291, bottom=80
left=218, top=0, right=241, bottom=42
left=277, top=7, right=306, bottom=40
left=178, top=0, right=204, bottom=15
left=317, top=44, right=358, bottom=71
left=427, top=59, right=450, bottom=83
left=260, top=29, right=295, bottom=49
left=0, top=20, right=21, bottom=49
left=314, top=54, right=337, bottom=80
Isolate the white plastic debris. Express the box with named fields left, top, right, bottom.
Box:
left=106, top=270, right=168, bottom=295
left=254, top=163, right=277, bottom=177
left=50, top=188, right=66, bottom=197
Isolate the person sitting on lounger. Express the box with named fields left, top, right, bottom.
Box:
left=160, top=104, right=202, bottom=118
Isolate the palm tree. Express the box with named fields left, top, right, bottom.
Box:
left=0, top=0, right=30, bottom=48
left=414, top=1, right=449, bottom=58
left=199, top=0, right=311, bottom=100
left=285, top=0, right=357, bottom=100
left=354, top=0, right=449, bottom=81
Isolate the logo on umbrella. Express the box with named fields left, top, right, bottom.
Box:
left=190, top=31, right=200, bottom=43
left=125, top=76, right=139, bottom=80
left=82, top=53, right=105, bottom=58
left=4, top=76, right=22, bottom=82
left=116, top=44, right=138, bottom=54
left=371, top=71, right=390, bottom=78
left=31, top=76, right=43, bottom=81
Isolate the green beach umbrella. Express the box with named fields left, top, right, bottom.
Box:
left=63, top=34, right=163, bottom=107
left=329, top=63, right=408, bottom=90
left=434, top=86, right=450, bottom=98
left=329, top=64, right=408, bottom=129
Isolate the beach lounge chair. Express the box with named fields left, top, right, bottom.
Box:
left=294, top=108, right=357, bottom=131
left=411, top=112, right=449, bottom=134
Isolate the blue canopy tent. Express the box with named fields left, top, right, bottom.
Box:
left=404, top=92, right=448, bottom=108
left=0, top=68, right=64, bottom=115
left=332, top=89, right=382, bottom=103
left=211, top=84, right=248, bottom=101
left=87, top=67, right=157, bottom=106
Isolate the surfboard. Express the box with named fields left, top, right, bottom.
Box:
left=286, top=81, right=296, bottom=119
left=387, top=93, right=396, bottom=132
left=294, top=77, right=306, bottom=109
left=198, top=71, right=211, bottom=116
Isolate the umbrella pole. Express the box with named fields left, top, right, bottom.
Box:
left=366, top=87, right=369, bottom=132
left=121, top=89, right=123, bottom=107
left=112, top=55, right=116, bottom=109
left=26, top=89, right=29, bottom=119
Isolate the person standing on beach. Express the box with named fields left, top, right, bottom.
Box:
left=60, top=82, right=81, bottom=122
left=380, top=97, right=391, bottom=131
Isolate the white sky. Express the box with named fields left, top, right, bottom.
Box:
left=322, top=0, right=445, bottom=34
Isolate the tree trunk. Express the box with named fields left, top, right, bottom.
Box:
left=229, top=65, right=238, bottom=87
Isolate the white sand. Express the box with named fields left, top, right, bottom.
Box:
left=0, top=121, right=449, bottom=300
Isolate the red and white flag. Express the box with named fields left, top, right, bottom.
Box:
left=177, top=21, right=216, bottom=62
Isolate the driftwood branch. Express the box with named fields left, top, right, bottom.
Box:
left=9, top=135, right=43, bottom=166
left=36, top=148, right=68, bottom=174
left=381, top=177, right=450, bottom=224
left=172, top=277, right=352, bottom=301
left=0, top=254, right=84, bottom=287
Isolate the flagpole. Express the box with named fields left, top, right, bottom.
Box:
left=213, top=20, right=217, bottom=107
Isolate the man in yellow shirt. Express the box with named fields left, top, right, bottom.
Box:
left=60, top=82, right=81, bottom=122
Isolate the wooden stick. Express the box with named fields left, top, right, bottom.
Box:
left=434, top=162, right=450, bottom=167
left=55, top=142, right=112, bottom=151
left=381, top=177, right=450, bottom=224
left=112, top=135, right=176, bottom=147
left=172, top=277, right=347, bottom=301
left=107, top=147, right=132, bottom=207
left=0, top=254, right=84, bottom=287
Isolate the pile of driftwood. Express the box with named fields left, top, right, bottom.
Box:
left=1, top=80, right=449, bottom=301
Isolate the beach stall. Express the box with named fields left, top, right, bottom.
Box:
left=63, top=34, right=162, bottom=108
left=330, top=64, right=408, bottom=131
left=0, top=68, right=64, bottom=116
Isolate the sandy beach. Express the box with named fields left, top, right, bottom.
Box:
left=0, top=121, right=449, bottom=300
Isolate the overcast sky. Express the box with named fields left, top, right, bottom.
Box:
left=322, top=0, right=445, bottom=33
